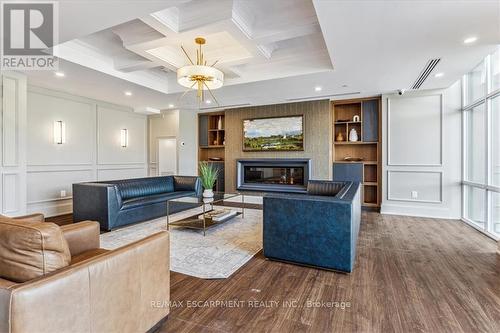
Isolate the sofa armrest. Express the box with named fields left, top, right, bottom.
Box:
left=11, top=213, right=45, bottom=223
left=0, top=288, right=11, bottom=333
left=173, top=176, right=202, bottom=196
left=73, top=183, right=121, bottom=231
left=60, top=221, right=100, bottom=257
left=7, top=231, right=170, bottom=333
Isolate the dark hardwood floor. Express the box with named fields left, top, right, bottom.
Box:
left=161, top=212, right=500, bottom=333
left=49, top=211, right=500, bottom=332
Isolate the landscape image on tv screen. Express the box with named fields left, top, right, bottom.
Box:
left=243, top=115, right=304, bottom=151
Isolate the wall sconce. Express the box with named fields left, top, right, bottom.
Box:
left=120, top=129, right=128, bottom=147
left=53, top=120, right=66, bottom=144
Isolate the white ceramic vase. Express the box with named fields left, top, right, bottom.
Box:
left=203, top=189, right=214, bottom=198
left=349, top=128, right=359, bottom=142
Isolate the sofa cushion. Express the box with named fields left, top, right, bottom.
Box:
left=121, top=191, right=197, bottom=210
left=307, top=180, right=346, bottom=197
left=0, top=220, right=71, bottom=283
left=116, top=177, right=174, bottom=200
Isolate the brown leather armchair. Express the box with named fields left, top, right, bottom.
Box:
left=0, top=217, right=170, bottom=333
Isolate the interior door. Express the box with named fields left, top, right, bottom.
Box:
left=158, top=137, right=177, bottom=176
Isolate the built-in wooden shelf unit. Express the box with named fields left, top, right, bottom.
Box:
left=198, top=112, right=225, bottom=192
left=332, top=97, right=382, bottom=208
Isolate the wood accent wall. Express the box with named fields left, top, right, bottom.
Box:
left=224, top=100, right=332, bottom=192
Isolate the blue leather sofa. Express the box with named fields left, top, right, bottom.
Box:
left=263, top=180, right=361, bottom=273
left=73, top=176, right=202, bottom=231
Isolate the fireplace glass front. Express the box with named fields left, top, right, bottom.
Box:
left=243, top=166, right=304, bottom=186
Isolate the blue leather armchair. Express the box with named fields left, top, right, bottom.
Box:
left=263, top=180, right=361, bottom=273
left=73, top=176, right=202, bottom=231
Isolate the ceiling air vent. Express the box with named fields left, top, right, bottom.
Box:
left=411, top=58, right=441, bottom=89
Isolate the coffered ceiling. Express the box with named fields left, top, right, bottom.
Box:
left=23, top=0, right=500, bottom=111
left=52, top=0, right=332, bottom=96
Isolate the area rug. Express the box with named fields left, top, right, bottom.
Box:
left=100, top=201, right=263, bottom=279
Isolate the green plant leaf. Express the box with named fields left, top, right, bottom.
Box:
left=199, top=161, right=220, bottom=190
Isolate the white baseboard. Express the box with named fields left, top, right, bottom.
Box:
left=28, top=199, right=72, bottom=217
left=380, top=203, right=460, bottom=220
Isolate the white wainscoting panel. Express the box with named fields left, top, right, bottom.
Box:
left=97, top=106, right=147, bottom=165
left=97, top=167, right=147, bottom=181
left=27, top=91, right=95, bottom=166
left=2, top=77, right=19, bottom=167
left=388, top=94, right=442, bottom=166
left=1, top=73, right=27, bottom=215
left=23, top=87, right=148, bottom=217
left=2, top=173, right=19, bottom=213
left=388, top=170, right=443, bottom=203
left=27, top=169, right=94, bottom=204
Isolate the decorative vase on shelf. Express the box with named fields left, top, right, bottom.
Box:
left=336, top=132, right=345, bottom=142
left=217, top=116, right=223, bottom=130
left=203, top=189, right=214, bottom=198
left=349, top=128, right=359, bottom=142
left=352, top=115, right=360, bottom=122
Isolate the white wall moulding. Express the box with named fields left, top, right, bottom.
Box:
left=97, top=106, right=146, bottom=165
left=2, top=173, right=20, bottom=214
left=387, top=170, right=443, bottom=203
left=387, top=94, right=443, bottom=166
left=23, top=86, right=148, bottom=217
left=381, top=82, right=462, bottom=220
left=26, top=169, right=93, bottom=205
left=97, top=167, right=147, bottom=181
left=1, top=72, right=28, bottom=216
left=2, top=77, right=20, bottom=167
left=27, top=90, right=95, bottom=167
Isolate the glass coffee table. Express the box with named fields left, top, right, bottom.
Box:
left=166, top=192, right=245, bottom=236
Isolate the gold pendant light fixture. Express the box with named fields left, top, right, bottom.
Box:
left=177, top=37, right=224, bottom=106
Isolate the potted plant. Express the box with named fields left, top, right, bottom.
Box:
left=199, top=161, right=220, bottom=198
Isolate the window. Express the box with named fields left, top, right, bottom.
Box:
left=492, top=96, right=500, bottom=187
left=491, top=47, right=500, bottom=92
left=465, top=104, right=485, bottom=183
left=462, top=47, right=500, bottom=239
left=465, top=60, right=486, bottom=104
left=492, top=192, right=500, bottom=235
left=465, top=186, right=486, bottom=228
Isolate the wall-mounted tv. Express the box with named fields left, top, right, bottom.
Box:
left=243, top=115, right=304, bottom=151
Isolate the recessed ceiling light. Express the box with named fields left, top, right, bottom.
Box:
left=463, top=36, right=478, bottom=44
left=168, top=104, right=174, bottom=108
left=54, top=72, right=65, bottom=77
left=341, top=84, right=348, bottom=88
left=315, top=86, right=322, bottom=92
left=205, top=100, right=212, bottom=104
left=124, top=91, right=132, bottom=96
left=434, top=72, right=444, bottom=78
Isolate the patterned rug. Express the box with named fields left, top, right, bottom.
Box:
left=100, top=200, right=263, bottom=279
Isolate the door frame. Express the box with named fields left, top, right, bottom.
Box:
left=156, top=136, right=178, bottom=176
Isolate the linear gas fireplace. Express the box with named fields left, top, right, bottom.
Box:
left=236, top=159, right=311, bottom=193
